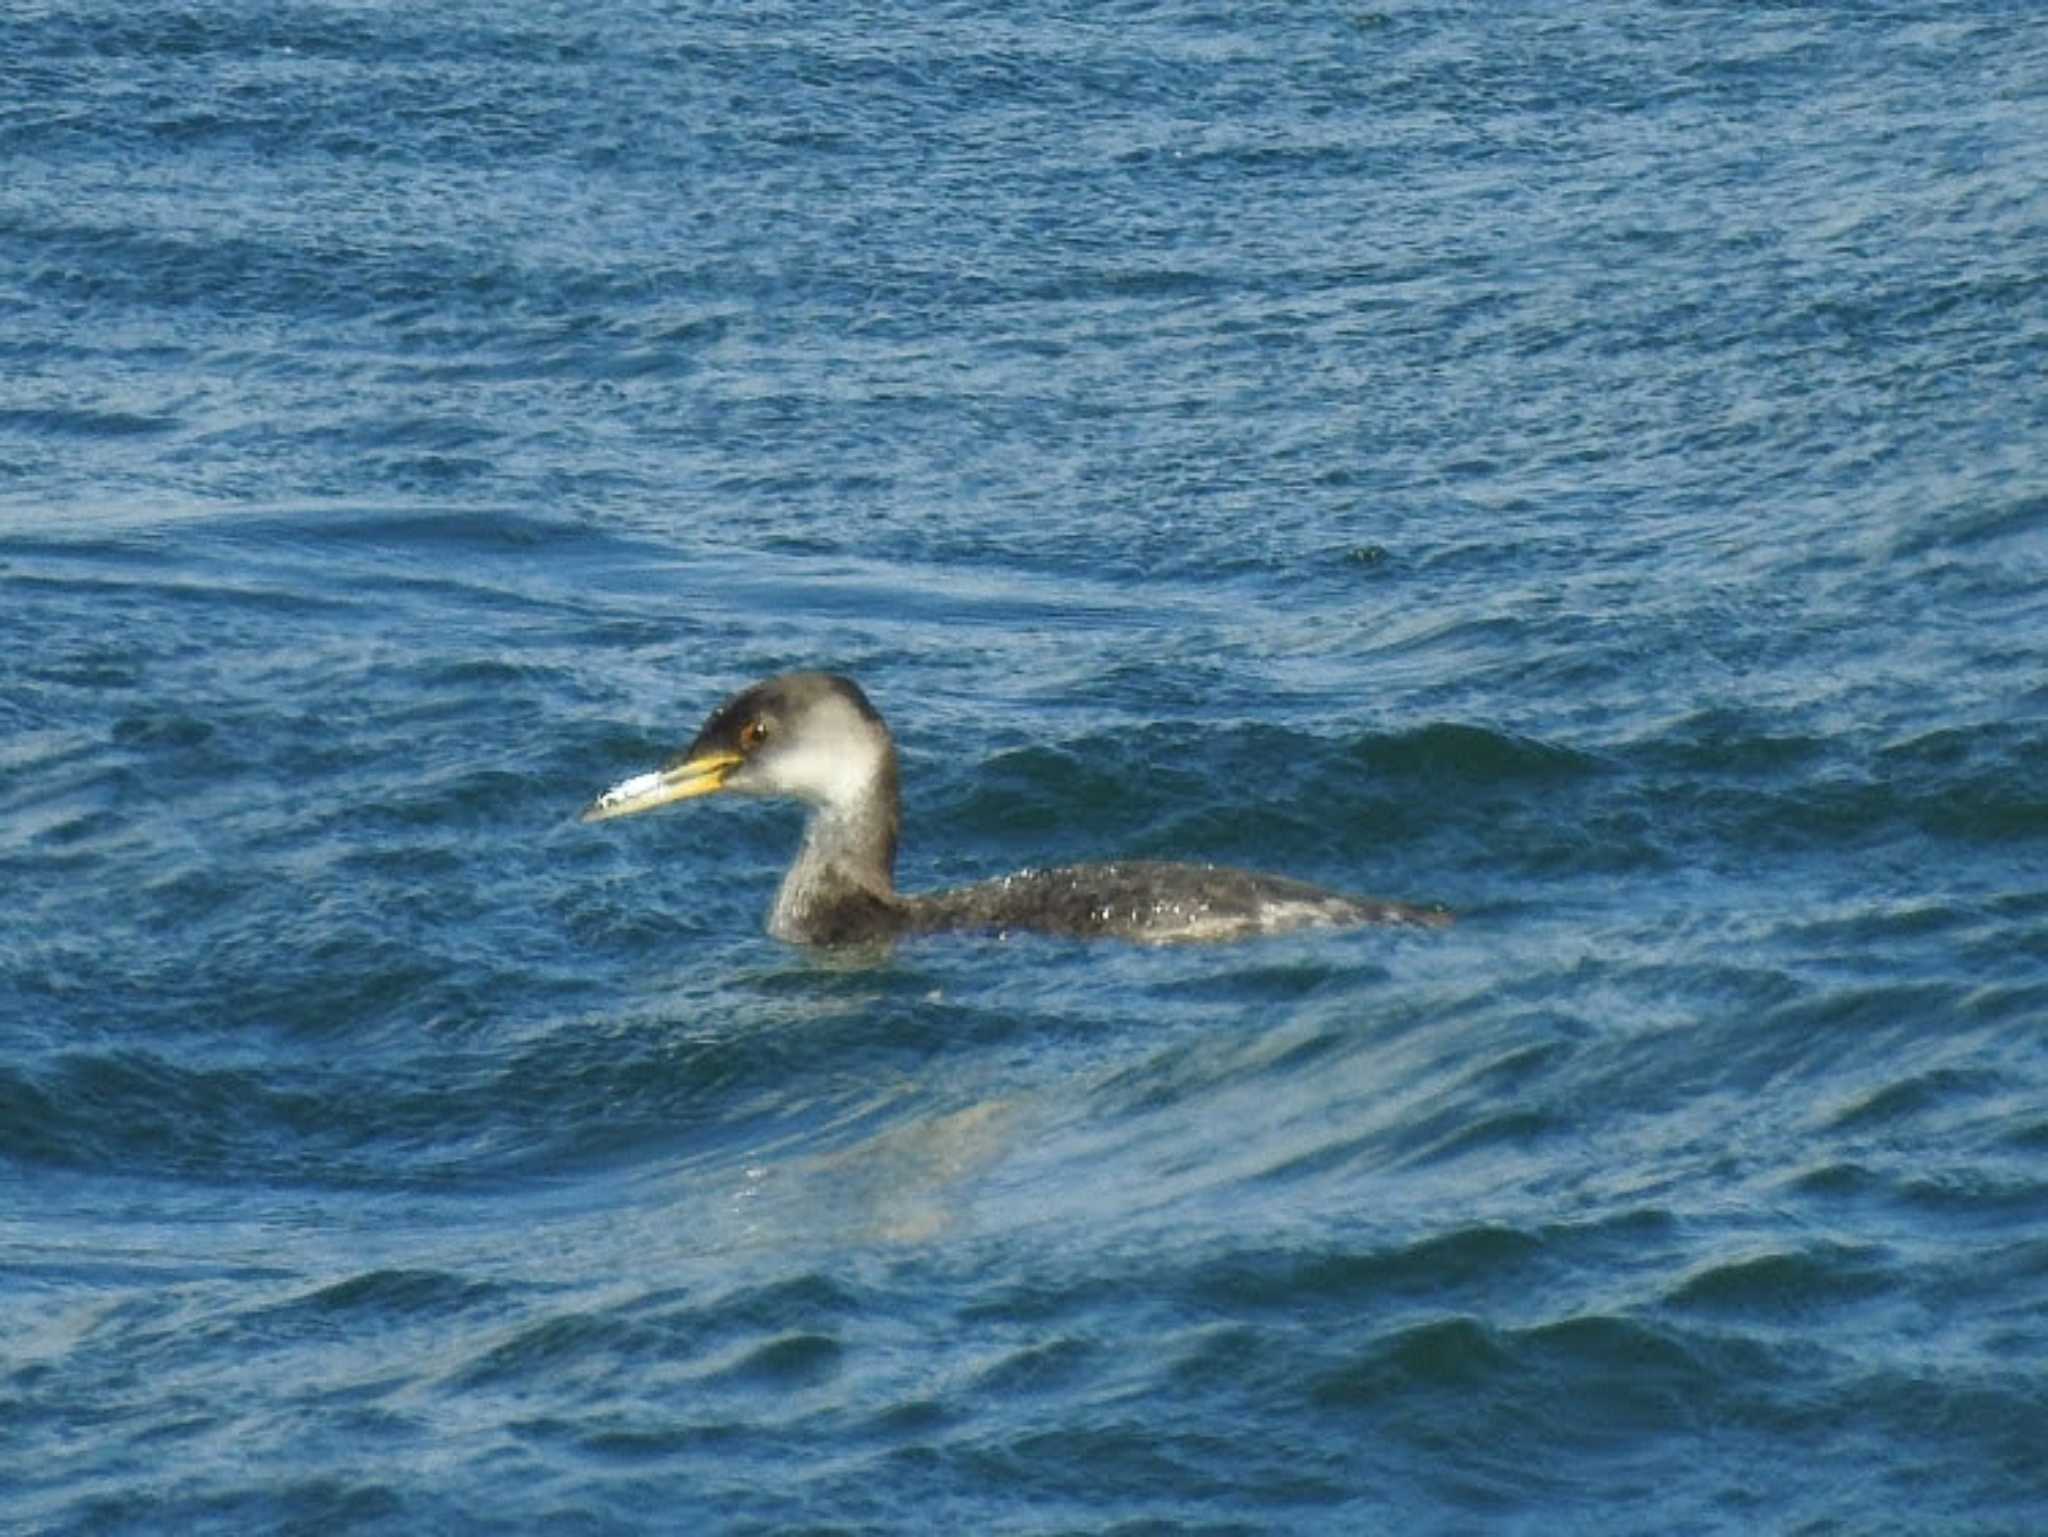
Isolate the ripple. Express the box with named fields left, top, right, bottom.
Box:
left=1309, top=1316, right=1512, bottom=1406
left=705, top=1331, right=843, bottom=1388
left=1824, top=1067, right=2004, bottom=1132
left=1666, top=1244, right=1897, bottom=1315
left=1192, top=1227, right=1547, bottom=1311
left=970, top=1335, right=1097, bottom=1396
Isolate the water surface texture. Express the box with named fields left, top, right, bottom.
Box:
left=5, top=3, right=2046, bottom=1533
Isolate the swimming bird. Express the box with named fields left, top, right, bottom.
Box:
left=583, top=672, right=1450, bottom=945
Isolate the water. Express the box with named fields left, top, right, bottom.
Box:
left=4, top=2, right=2046, bottom=1532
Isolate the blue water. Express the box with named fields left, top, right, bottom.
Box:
left=5, top=2, right=2047, bottom=1532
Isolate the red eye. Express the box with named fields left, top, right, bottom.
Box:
left=740, top=718, right=770, bottom=751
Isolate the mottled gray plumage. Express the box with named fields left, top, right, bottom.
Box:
left=584, top=672, right=1450, bottom=945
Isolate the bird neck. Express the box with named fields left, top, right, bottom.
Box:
left=766, top=749, right=903, bottom=942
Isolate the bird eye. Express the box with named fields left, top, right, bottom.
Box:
left=740, top=718, right=770, bottom=751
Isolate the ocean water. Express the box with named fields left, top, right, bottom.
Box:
left=4, top=1, right=2046, bottom=1531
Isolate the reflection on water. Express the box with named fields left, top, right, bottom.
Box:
left=682, top=1095, right=1018, bottom=1251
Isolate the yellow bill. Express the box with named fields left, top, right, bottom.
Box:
left=580, top=751, right=742, bottom=823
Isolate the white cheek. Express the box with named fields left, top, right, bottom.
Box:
left=766, top=738, right=874, bottom=810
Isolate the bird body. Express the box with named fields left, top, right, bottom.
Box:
left=583, top=672, right=1448, bottom=945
